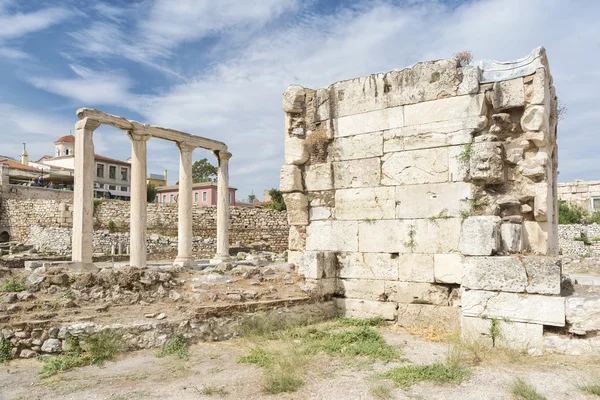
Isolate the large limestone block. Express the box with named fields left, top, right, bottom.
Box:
left=492, top=78, right=525, bottom=110
left=333, top=158, right=381, bottom=189
left=462, top=290, right=565, bottom=327
left=522, top=221, right=549, bottom=255
left=501, top=222, right=522, bottom=253
left=336, top=298, right=396, bottom=320
left=298, top=251, right=337, bottom=279
left=283, top=193, right=308, bottom=226
left=521, top=105, right=548, bottom=132
left=462, top=256, right=527, bottom=293
left=402, top=129, right=473, bottom=152
left=544, top=334, right=600, bottom=356
left=309, top=207, right=332, bottom=220
left=534, top=182, right=550, bottom=222
left=396, top=303, right=460, bottom=330
left=337, top=279, right=386, bottom=301
left=284, top=136, right=309, bottom=165
left=461, top=316, right=543, bottom=355
left=409, top=218, right=462, bottom=254
left=306, top=220, right=358, bottom=252
left=335, top=107, right=404, bottom=138
left=280, top=165, right=302, bottom=193
left=358, top=220, right=405, bottom=253
left=304, top=164, right=333, bottom=191
left=403, top=93, right=486, bottom=126
left=282, top=85, right=305, bottom=113
left=460, top=216, right=501, bottom=256
left=337, top=252, right=399, bottom=280
left=381, top=147, right=448, bottom=186
left=566, top=289, right=600, bottom=335
left=448, top=145, right=470, bottom=182
left=521, top=257, right=561, bottom=295
left=434, top=253, right=462, bottom=284
left=332, top=132, right=383, bottom=160
left=395, top=182, right=471, bottom=219
left=385, top=282, right=449, bottom=305
left=288, top=226, right=306, bottom=251
left=457, top=66, right=481, bottom=95
left=383, top=116, right=487, bottom=141
left=312, top=88, right=331, bottom=122
left=397, top=253, right=435, bottom=283
left=327, top=58, right=460, bottom=119
left=470, top=141, right=505, bottom=184
left=526, top=69, right=550, bottom=106
left=336, top=187, right=395, bottom=220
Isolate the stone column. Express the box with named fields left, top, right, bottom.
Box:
left=174, top=142, right=195, bottom=267
left=127, top=131, right=151, bottom=268
left=215, top=151, right=232, bottom=260
left=72, top=118, right=100, bottom=264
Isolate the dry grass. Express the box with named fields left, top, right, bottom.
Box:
left=404, top=325, right=455, bottom=343
left=511, top=378, right=546, bottom=400
left=455, top=50, right=473, bottom=66
left=580, top=382, right=600, bottom=396
left=369, top=381, right=393, bottom=399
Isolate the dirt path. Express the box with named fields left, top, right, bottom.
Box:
left=0, top=326, right=599, bottom=400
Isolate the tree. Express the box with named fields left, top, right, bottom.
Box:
left=192, top=158, right=217, bottom=183
left=147, top=183, right=157, bottom=203
left=263, top=188, right=286, bottom=211
left=247, top=194, right=257, bottom=203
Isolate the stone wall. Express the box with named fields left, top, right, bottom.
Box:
left=281, top=46, right=564, bottom=353
left=558, top=180, right=600, bottom=213
left=558, top=224, right=600, bottom=257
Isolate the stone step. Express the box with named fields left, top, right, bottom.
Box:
left=569, top=273, right=600, bottom=286
left=565, top=284, right=600, bottom=335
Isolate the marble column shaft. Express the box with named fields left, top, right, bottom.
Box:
left=127, top=131, right=151, bottom=268
left=174, top=142, right=195, bottom=267
left=215, top=151, right=232, bottom=259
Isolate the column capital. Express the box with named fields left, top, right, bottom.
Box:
left=176, top=141, right=196, bottom=153
left=75, top=118, right=101, bottom=131
left=217, top=150, right=232, bottom=161
left=127, top=130, right=151, bottom=142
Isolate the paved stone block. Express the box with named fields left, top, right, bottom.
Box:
left=283, top=193, right=308, bottom=226
left=385, top=281, right=449, bottom=305
left=333, top=158, right=381, bottom=189
left=397, top=253, right=434, bottom=283
left=460, top=216, right=501, bottom=256
left=336, top=298, right=396, bottom=320
left=337, top=279, right=386, bottom=301
left=462, top=290, right=565, bottom=327
left=337, top=252, right=398, bottom=280
left=382, top=147, right=448, bottom=186
left=336, top=187, right=395, bottom=220
left=434, top=253, right=462, bottom=284
left=335, top=107, right=404, bottom=138
left=492, top=78, right=525, bottom=110
left=461, top=316, right=543, bottom=355
left=332, top=132, right=383, bottom=160
left=305, top=164, right=333, bottom=191
left=403, top=93, right=486, bottom=126
left=306, top=220, right=358, bottom=252
left=280, top=165, right=303, bottom=193
left=396, top=304, right=460, bottom=330
left=395, top=182, right=471, bottom=219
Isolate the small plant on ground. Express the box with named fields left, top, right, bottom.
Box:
left=1, top=276, right=26, bottom=292
left=455, top=50, right=473, bottom=66
left=511, top=378, right=546, bottom=400
left=157, top=334, right=189, bottom=360
left=239, top=347, right=306, bottom=394
left=238, top=347, right=275, bottom=368
left=199, top=384, right=229, bottom=396
left=580, top=382, right=600, bottom=396
left=380, top=362, right=470, bottom=388
left=0, top=338, right=12, bottom=363
left=369, top=381, right=393, bottom=399
left=86, top=329, right=121, bottom=365
left=336, top=316, right=385, bottom=327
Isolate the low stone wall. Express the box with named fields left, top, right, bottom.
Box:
left=558, top=224, right=600, bottom=256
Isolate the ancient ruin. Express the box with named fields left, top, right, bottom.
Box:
left=71, top=109, right=233, bottom=268
left=282, top=47, right=567, bottom=354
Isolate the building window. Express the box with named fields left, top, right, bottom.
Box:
left=109, top=165, right=116, bottom=179
left=121, top=167, right=128, bottom=181
left=593, top=197, right=600, bottom=211
left=228, top=193, right=231, bottom=203
left=202, top=191, right=207, bottom=202
left=109, top=185, right=116, bottom=191
left=121, top=186, right=128, bottom=192
left=170, top=194, right=174, bottom=203
left=56, top=149, right=60, bottom=157
left=162, top=195, right=166, bottom=204
left=155, top=195, right=158, bottom=203
left=194, top=192, right=199, bottom=202
left=65, top=149, right=69, bottom=155
left=96, top=163, right=104, bottom=178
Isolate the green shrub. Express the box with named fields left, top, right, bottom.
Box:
left=381, top=363, right=470, bottom=388
left=1, top=276, right=26, bottom=292
left=559, top=201, right=584, bottom=224
left=157, top=334, right=189, bottom=360
left=586, top=210, right=600, bottom=224
left=107, top=220, right=116, bottom=233
left=86, top=330, right=121, bottom=365
left=0, top=338, right=12, bottom=363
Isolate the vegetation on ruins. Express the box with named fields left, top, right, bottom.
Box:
left=305, top=129, right=330, bottom=163
left=558, top=200, right=600, bottom=225
left=404, top=225, right=417, bottom=252
left=146, top=182, right=157, bottom=203
left=510, top=378, right=547, bottom=400
left=156, top=334, right=189, bottom=360
left=198, top=384, right=229, bottom=396
left=192, top=158, right=218, bottom=183
left=0, top=338, right=12, bottom=363
left=1, top=276, right=26, bottom=292
left=263, top=188, right=286, bottom=211
left=107, top=219, right=116, bottom=233
left=454, top=50, right=473, bottom=67
left=455, top=139, right=474, bottom=165
left=580, top=382, right=600, bottom=396
left=380, top=362, right=470, bottom=388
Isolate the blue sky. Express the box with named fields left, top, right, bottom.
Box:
left=0, top=0, right=598, bottom=200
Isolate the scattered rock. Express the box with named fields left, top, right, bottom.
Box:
left=41, top=338, right=62, bottom=353
left=19, top=349, right=37, bottom=358
left=156, top=313, right=166, bottom=320
left=145, top=313, right=157, bottom=318
left=4, top=293, right=17, bottom=304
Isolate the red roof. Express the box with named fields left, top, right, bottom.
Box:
left=55, top=135, right=75, bottom=143
left=1, top=159, right=42, bottom=173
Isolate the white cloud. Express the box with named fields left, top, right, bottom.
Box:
left=0, top=46, right=27, bottom=59
left=0, top=6, right=70, bottom=39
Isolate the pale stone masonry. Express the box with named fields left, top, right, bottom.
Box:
left=282, top=47, right=563, bottom=354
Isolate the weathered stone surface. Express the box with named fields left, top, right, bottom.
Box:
left=506, top=148, right=524, bottom=164
left=460, top=216, right=501, bottom=256
left=462, top=290, right=565, bottom=326
left=382, top=147, right=448, bottom=186
left=308, top=207, right=332, bottom=220
left=524, top=130, right=549, bottom=147
left=283, top=193, right=308, bottom=226
left=306, top=221, right=358, bottom=252
left=337, top=279, right=385, bottom=301
left=403, top=93, right=486, bottom=126
left=332, top=133, right=383, bottom=160
left=492, top=78, right=524, bottom=110
left=401, top=129, right=473, bottom=152
left=287, top=250, right=302, bottom=266
left=501, top=223, right=522, bottom=253
left=520, top=158, right=546, bottom=180
left=41, top=338, right=62, bottom=353
left=458, top=66, right=481, bottom=95
left=336, top=298, right=396, bottom=320
left=521, top=105, right=548, bottom=132
left=448, top=145, right=470, bottom=182
left=335, top=107, right=404, bottom=137
left=282, top=85, right=305, bottom=113
left=526, top=69, right=549, bottom=106
left=533, top=183, right=550, bottom=222
left=566, top=288, right=600, bottom=335
left=298, top=251, right=336, bottom=279
left=385, top=282, right=449, bottom=305
left=284, top=136, right=309, bottom=165
left=337, top=252, right=398, bottom=280
left=279, top=165, right=302, bottom=193
left=358, top=220, right=404, bottom=253
left=304, top=164, right=333, bottom=191
left=434, top=253, right=462, bottom=284
left=395, top=182, right=471, bottom=219
left=470, top=141, right=505, bottom=184
left=411, top=218, right=462, bottom=254
left=522, top=221, right=549, bottom=255
left=397, top=253, right=434, bottom=283
left=336, top=187, right=395, bottom=220
left=544, top=334, right=600, bottom=356
left=333, top=158, right=380, bottom=189
left=288, top=226, right=306, bottom=251
left=396, top=304, right=460, bottom=330
left=461, top=316, right=543, bottom=355
left=521, top=257, right=561, bottom=295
